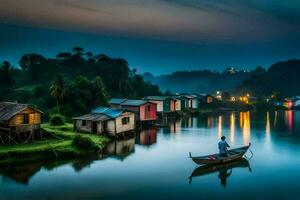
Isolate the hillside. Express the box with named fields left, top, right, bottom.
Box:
left=143, top=67, right=266, bottom=94
left=237, top=60, right=300, bottom=97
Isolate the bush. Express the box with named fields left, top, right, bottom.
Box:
left=72, top=135, right=99, bottom=152
left=49, top=114, right=65, bottom=126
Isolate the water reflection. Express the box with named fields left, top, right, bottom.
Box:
left=230, top=113, right=235, bottom=143
left=0, top=159, right=85, bottom=185
left=136, top=128, right=157, bottom=146
left=285, top=111, right=293, bottom=133
left=1, top=111, right=300, bottom=199
left=241, top=112, right=251, bottom=145
left=189, top=158, right=251, bottom=187
left=169, top=119, right=182, bottom=133
left=103, top=138, right=135, bottom=160
left=172, top=111, right=300, bottom=138
left=218, top=115, right=223, bottom=139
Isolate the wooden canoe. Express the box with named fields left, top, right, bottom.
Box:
left=189, top=143, right=251, bottom=165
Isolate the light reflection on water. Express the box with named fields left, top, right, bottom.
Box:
left=1, top=111, right=300, bottom=200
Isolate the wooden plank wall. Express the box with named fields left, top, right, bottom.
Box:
left=115, top=112, right=135, bottom=134
left=9, top=108, right=41, bottom=126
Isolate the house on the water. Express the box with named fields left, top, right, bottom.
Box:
left=109, top=98, right=157, bottom=124
left=180, top=95, right=198, bottom=109
left=143, top=96, right=175, bottom=113
left=0, top=102, right=42, bottom=142
left=196, top=94, right=214, bottom=104
left=294, top=97, right=300, bottom=108
left=73, top=107, right=135, bottom=137
left=173, top=97, right=182, bottom=111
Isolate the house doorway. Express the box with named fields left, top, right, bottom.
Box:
left=93, top=122, right=98, bottom=133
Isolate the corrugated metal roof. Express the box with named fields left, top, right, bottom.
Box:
left=73, top=113, right=110, bottom=121
left=181, top=95, right=195, bottom=99
left=0, top=102, right=43, bottom=122
left=110, top=98, right=154, bottom=106
left=172, top=96, right=181, bottom=100
left=109, top=98, right=127, bottom=104
left=144, top=96, right=173, bottom=101
left=121, top=100, right=149, bottom=106
left=195, top=93, right=211, bottom=97
left=91, top=107, right=123, bottom=118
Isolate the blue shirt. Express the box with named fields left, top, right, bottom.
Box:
left=218, top=141, right=230, bottom=154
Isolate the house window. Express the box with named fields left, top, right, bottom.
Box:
left=122, top=117, right=130, bottom=125
left=81, top=120, right=87, bottom=126
left=23, top=114, right=29, bottom=124
left=29, top=114, right=35, bottom=123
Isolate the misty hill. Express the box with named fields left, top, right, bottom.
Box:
left=143, top=67, right=266, bottom=94
left=238, top=60, right=300, bottom=97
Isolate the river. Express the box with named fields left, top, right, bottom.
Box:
left=1, top=111, right=300, bottom=200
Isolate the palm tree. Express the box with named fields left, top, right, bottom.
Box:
left=49, top=74, right=69, bottom=113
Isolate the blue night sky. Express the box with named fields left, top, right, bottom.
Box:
left=1, top=0, right=300, bottom=75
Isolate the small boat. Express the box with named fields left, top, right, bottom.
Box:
left=189, top=143, right=251, bottom=165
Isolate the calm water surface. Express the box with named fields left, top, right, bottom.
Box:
left=1, top=111, right=300, bottom=200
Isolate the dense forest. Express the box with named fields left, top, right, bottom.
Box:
left=237, top=60, right=300, bottom=98
left=0, top=47, right=161, bottom=119
left=143, top=67, right=266, bottom=94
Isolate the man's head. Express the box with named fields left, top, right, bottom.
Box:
left=221, top=136, right=226, bottom=141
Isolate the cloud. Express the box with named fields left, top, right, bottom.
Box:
left=0, top=0, right=299, bottom=43
left=54, top=0, right=113, bottom=15
left=163, top=0, right=300, bottom=27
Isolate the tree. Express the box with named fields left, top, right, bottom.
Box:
left=49, top=74, right=69, bottom=113
left=85, top=52, right=93, bottom=58
left=92, top=76, right=109, bottom=107
left=0, top=61, right=15, bottom=98
left=19, top=54, right=46, bottom=71
left=72, top=47, right=84, bottom=55
left=164, top=89, right=173, bottom=96
left=56, top=52, right=72, bottom=60
left=19, top=54, right=47, bottom=82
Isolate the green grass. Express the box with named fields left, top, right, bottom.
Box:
left=42, top=123, right=109, bottom=147
left=0, top=123, right=109, bottom=166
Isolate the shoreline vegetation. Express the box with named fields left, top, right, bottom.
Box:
left=0, top=123, right=109, bottom=167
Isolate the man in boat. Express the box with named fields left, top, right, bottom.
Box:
left=218, top=136, right=230, bottom=157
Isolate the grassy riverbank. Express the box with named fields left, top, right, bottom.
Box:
left=0, top=123, right=109, bottom=166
